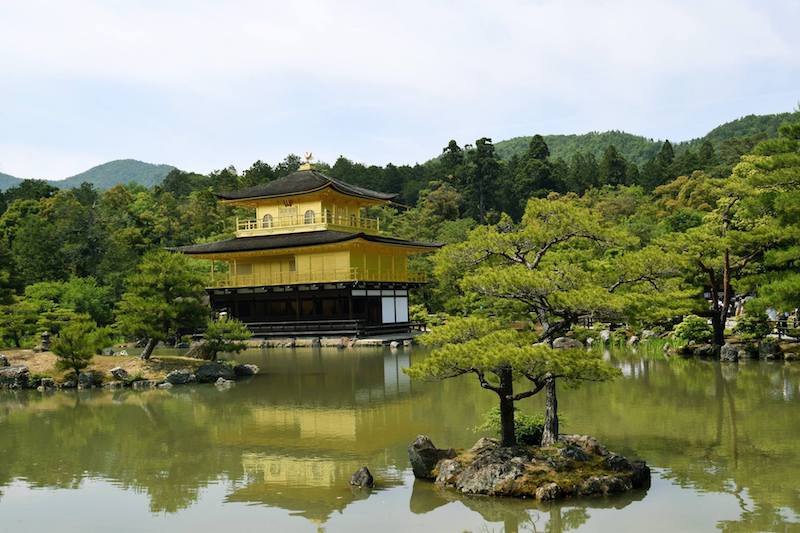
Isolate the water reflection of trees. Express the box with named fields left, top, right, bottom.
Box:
left=1, top=347, right=799, bottom=531
left=561, top=353, right=800, bottom=532
left=410, top=478, right=646, bottom=533
left=0, top=349, right=429, bottom=520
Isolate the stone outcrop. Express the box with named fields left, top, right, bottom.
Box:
left=233, top=364, right=259, bottom=377
left=417, top=434, right=650, bottom=501
left=552, top=337, right=584, bottom=350
left=758, top=339, right=782, bottom=360
left=78, top=371, right=103, bottom=388
left=408, top=435, right=456, bottom=480
left=131, top=380, right=159, bottom=390
left=215, top=377, right=235, bottom=389
left=37, top=377, right=56, bottom=392
left=165, top=369, right=195, bottom=385
left=627, top=335, right=640, bottom=346
left=720, top=344, right=739, bottom=362
left=110, top=367, right=129, bottom=381
left=195, top=362, right=236, bottom=383
left=350, top=467, right=374, bottom=488
left=0, top=365, right=30, bottom=389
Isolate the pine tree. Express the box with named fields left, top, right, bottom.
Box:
left=115, top=250, right=208, bottom=360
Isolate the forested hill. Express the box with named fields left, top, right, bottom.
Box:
left=0, top=159, right=175, bottom=191
left=495, top=111, right=799, bottom=166
left=0, top=172, right=23, bottom=191
left=496, top=131, right=660, bottom=166
left=57, top=159, right=175, bottom=189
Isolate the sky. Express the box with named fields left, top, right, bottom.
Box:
left=0, top=0, right=798, bottom=180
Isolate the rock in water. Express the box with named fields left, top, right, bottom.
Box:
left=110, top=367, right=129, bottom=381
left=78, top=371, right=103, bottom=389
left=350, top=467, right=374, bottom=488
left=552, top=337, right=584, bottom=349
left=0, top=366, right=30, bottom=389
left=233, top=364, right=259, bottom=377
left=434, top=435, right=651, bottom=500
left=215, top=377, right=235, bottom=389
left=759, top=339, right=782, bottom=360
left=719, top=344, right=739, bottom=362
left=693, top=343, right=715, bottom=357
left=0, top=355, right=9, bottom=367
left=407, top=435, right=456, bottom=479
left=165, top=368, right=195, bottom=385
left=195, top=362, right=236, bottom=383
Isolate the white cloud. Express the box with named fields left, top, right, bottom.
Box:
left=0, top=0, right=797, bottom=178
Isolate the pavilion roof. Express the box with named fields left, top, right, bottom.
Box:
left=172, top=230, right=441, bottom=255
left=216, top=169, right=397, bottom=202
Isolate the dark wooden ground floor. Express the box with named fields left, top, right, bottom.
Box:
left=208, top=282, right=418, bottom=336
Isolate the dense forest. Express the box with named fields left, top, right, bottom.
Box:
left=1, top=109, right=799, bottom=349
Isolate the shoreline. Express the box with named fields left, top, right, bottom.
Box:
left=0, top=349, right=258, bottom=392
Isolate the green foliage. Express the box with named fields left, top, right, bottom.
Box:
left=408, top=304, right=429, bottom=325
left=23, top=277, right=114, bottom=325
left=0, top=299, right=39, bottom=348
left=672, top=315, right=713, bottom=344
left=733, top=314, right=772, bottom=342
left=115, top=250, right=208, bottom=345
left=52, top=320, right=110, bottom=377
left=476, top=407, right=549, bottom=446
left=201, top=316, right=251, bottom=361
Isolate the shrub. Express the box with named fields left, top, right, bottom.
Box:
left=409, top=304, right=429, bottom=325
left=52, top=320, right=108, bottom=378
left=200, top=316, right=251, bottom=361
left=571, top=326, right=598, bottom=344
left=476, top=407, right=563, bottom=446
left=672, top=315, right=713, bottom=344
left=732, top=313, right=772, bottom=342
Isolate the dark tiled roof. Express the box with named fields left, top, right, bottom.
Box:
left=216, top=169, right=398, bottom=201
left=172, top=230, right=441, bottom=255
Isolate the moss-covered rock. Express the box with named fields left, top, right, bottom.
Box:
left=423, top=434, right=650, bottom=501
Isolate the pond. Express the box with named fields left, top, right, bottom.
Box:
left=1, top=345, right=798, bottom=532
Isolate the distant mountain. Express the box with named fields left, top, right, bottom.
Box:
left=0, top=172, right=24, bottom=191
left=56, top=159, right=176, bottom=189
left=0, top=159, right=176, bottom=192
left=494, top=111, right=800, bottom=166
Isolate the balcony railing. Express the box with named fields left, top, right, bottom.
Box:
left=209, top=267, right=427, bottom=288
left=236, top=210, right=380, bottom=237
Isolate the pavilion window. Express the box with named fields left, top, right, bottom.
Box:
left=304, top=210, right=316, bottom=224
left=262, top=214, right=273, bottom=228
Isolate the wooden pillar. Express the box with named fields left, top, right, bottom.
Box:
left=348, top=290, right=353, bottom=320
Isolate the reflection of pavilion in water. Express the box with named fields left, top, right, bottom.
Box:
left=221, top=348, right=414, bottom=523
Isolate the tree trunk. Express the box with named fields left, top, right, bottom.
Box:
left=711, top=311, right=725, bottom=349
left=140, top=338, right=157, bottom=360
left=498, top=366, right=516, bottom=447
left=541, top=377, right=559, bottom=446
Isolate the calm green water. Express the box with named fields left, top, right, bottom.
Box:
left=1, top=346, right=799, bottom=532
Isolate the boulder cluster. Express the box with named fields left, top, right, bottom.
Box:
left=408, top=434, right=650, bottom=501
left=671, top=339, right=799, bottom=362
left=0, top=355, right=258, bottom=392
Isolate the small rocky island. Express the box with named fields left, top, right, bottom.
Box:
left=408, top=435, right=650, bottom=501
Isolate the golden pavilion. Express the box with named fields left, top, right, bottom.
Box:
left=175, top=159, right=440, bottom=335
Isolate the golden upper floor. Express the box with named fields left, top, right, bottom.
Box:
left=217, top=169, right=395, bottom=238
